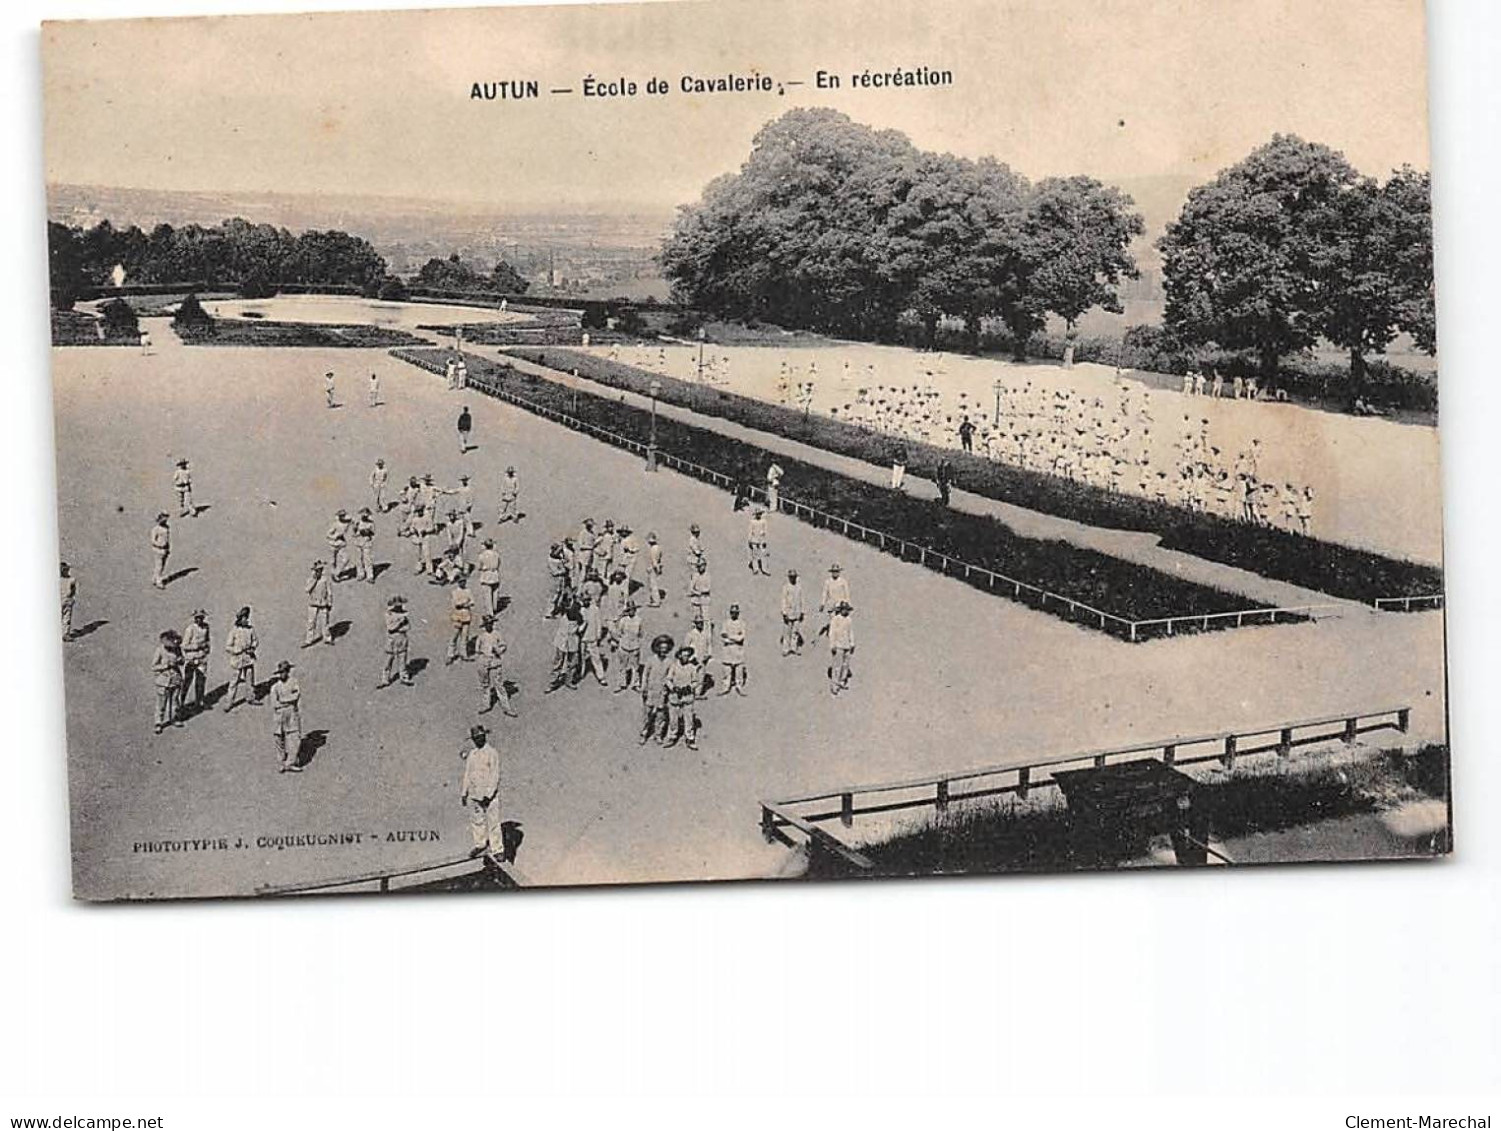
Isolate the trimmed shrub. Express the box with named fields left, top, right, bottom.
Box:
left=172, top=293, right=216, bottom=341
left=98, top=297, right=140, bottom=342
left=50, top=309, right=114, bottom=346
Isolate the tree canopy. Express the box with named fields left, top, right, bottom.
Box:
left=412, top=253, right=529, bottom=296
left=1158, top=135, right=1434, bottom=387
left=660, top=108, right=1144, bottom=349
left=46, top=218, right=395, bottom=305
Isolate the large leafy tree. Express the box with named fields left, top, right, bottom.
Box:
left=883, top=154, right=1027, bottom=348
left=1309, top=165, right=1435, bottom=396
left=1383, top=166, right=1436, bottom=356
left=46, top=222, right=90, bottom=309
left=1021, top=176, right=1143, bottom=355
left=1158, top=134, right=1360, bottom=380
left=663, top=108, right=1141, bottom=353
left=661, top=108, right=922, bottom=338
left=280, top=229, right=387, bottom=293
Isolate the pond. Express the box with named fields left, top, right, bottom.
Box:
left=200, top=294, right=533, bottom=331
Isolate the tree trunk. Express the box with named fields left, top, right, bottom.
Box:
left=1259, top=345, right=1279, bottom=385
left=1348, top=345, right=1368, bottom=408
left=923, top=313, right=940, bottom=352
left=1062, top=320, right=1077, bottom=369
left=1008, top=316, right=1028, bottom=362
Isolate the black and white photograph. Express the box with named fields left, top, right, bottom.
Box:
left=39, top=0, right=1452, bottom=900
left=8, top=0, right=1501, bottom=1121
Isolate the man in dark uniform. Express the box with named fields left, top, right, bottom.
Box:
left=457, top=405, right=473, bottom=453
left=935, top=458, right=954, bottom=507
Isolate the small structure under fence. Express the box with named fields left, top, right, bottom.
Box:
left=759, top=705, right=1413, bottom=872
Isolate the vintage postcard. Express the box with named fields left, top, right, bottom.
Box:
left=41, top=0, right=1448, bottom=900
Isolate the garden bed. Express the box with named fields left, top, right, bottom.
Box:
left=50, top=309, right=137, bottom=346
left=392, top=347, right=1287, bottom=641
left=175, top=318, right=428, bottom=348
left=507, top=346, right=1444, bottom=607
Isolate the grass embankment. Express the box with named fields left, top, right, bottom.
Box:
left=419, top=309, right=613, bottom=347
left=509, top=347, right=1443, bottom=607
left=811, top=744, right=1450, bottom=878
left=391, top=347, right=1282, bottom=641
left=176, top=319, right=428, bottom=348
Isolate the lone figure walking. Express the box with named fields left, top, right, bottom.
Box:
left=457, top=405, right=473, bottom=453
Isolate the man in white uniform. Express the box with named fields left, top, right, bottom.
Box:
left=459, top=725, right=503, bottom=857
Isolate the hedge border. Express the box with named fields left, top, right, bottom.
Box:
left=390, top=347, right=1311, bottom=642
left=506, top=346, right=1444, bottom=607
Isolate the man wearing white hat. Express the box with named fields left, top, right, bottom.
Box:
left=326, top=510, right=352, bottom=581
left=353, top=508, right=377, bottom=584
left=270, top=660, right=303, bottom=772
left=379, top=596, right=413, bottom=688
left=474, top=615, right=516, bottom=717
left=180, top=608, right=211, bottom=711
left=303, top=560, right=334, bottom=647
left=222, top=606, right=261, bottom=711
left=819, top=563, right=850, bottom=633
left=369, top=458, right=389, bottom=513
left=172, top=459, right=194, bottom=518
left=149, top=513, right=171, bottom=590
left=498, top=466, right=520, bottom=525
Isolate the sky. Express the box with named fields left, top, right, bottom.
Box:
left=41, top=0, right=1432, bottom=211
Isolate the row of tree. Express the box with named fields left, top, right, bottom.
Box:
left=410, top=253, right=529, bottom=297
left=46, top=218, right=530, bottom=308
left=660, top=110, right=1436, bottom=390
left=659, top=108, right=1144, bottom=354
left=1158, top=134, right=1433, bottom=386
left=47, top=218, right=389, bottom=306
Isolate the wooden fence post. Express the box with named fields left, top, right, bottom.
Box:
left=1397, top=708, right=1411, bottom=733
left=1162, top=743, right=1175, bottom=766
left=1278, top=728, right=1293, bottom=757
left=1016, top=767, right=1030, bottom=799
left=841, top=793, right=854, bottom=828
left=1343, top=717, right=1358, bottom=744
left=1222, top=734, right=1237, bottom=769
left=936, top=780, right=950, bottom=813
